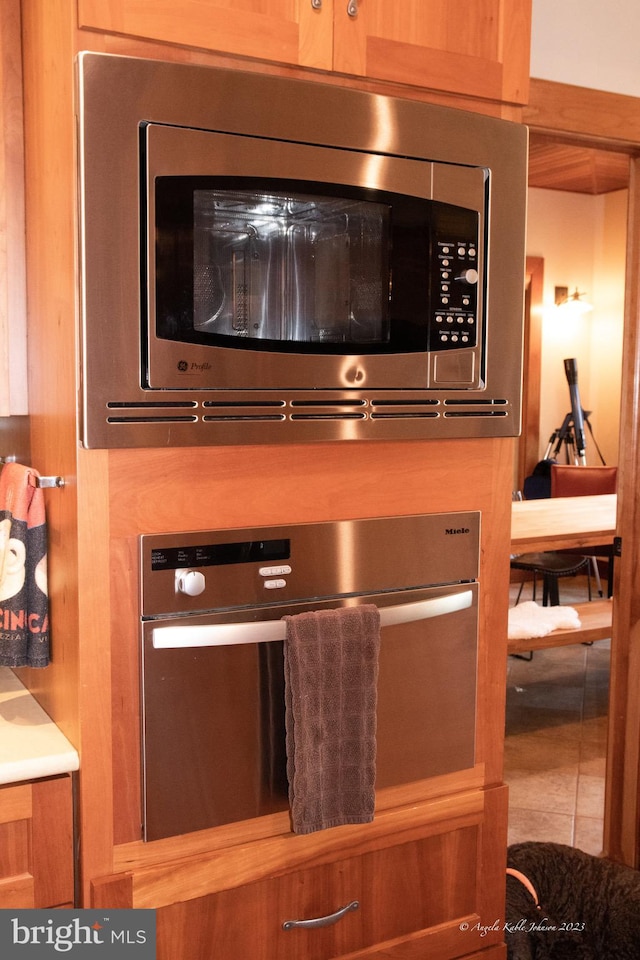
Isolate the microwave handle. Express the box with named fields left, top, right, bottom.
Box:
left=151, top=588, right=474, bottom=650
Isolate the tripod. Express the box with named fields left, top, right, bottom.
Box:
left=543, top=409, right=608, bottom=596
left=544, top=409, right=606, bottom=465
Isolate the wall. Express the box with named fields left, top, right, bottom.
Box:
left=526, top=188, right=627, bottom=468
left=530, top=0, right=640, bottom=97
left=528, top=2, right=632, bottom=475
left=591, top=190, right=627, bottom=462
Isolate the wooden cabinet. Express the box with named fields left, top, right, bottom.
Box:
left=332, top=0, right=531, bottom=105
left=78, top=0, right=530, bottom=106
left=94, top=786, right=508, bottom=960
left=0, top=775, right=74, bottom=908
left=78, top=0, right=333, bottom=72
left=15, top=1, right=527, bottom=956
left=0, top=0, right=28, bottom=416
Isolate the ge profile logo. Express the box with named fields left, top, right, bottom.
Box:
left=177, top=360, right=188, bottom=372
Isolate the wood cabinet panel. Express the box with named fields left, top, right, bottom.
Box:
left=78, top=0, right=530, bottom=106
left=155, top=830, right=477, bottom=960
left=0, top=873, right=34, bottom=908
left=0, top=0, right=28, bottom=415
left=0, top=775, right=74, bottom=908
left=333, top=0, right=530, bottom=105
left=0, top=782, right=31, bottom=823
left=78, top=0, right=333, bottom=70
left=31, top=777, right=75, bottom=908
left=94, top=786, right=507, bottom=960
left=107, top=438, right=512, bottom=845
left=0, top=819, right=30, bottom=879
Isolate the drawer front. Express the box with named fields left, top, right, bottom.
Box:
left=158, top=827, right=477, bottom=959
left=95, top=786, right=508, bottom=959
left=0, top=776, right=74, bottom=909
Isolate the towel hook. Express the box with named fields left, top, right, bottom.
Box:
left=34, top=474, right=65, bottom=489
left=0, top=456, right=65, bottom=489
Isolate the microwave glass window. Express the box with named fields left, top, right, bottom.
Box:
left=193, top=190, right=390, bottom=345
left=153, top=178, right=479, bottom=356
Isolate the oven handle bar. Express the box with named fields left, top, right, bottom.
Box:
left=151, top=588, right=474, bottom=649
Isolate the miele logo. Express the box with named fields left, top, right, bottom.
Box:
left=445, top=527, right=470, bottom=535
left=177, top=360, right=212, bottom=372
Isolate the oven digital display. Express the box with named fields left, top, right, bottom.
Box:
left=150, top=538, right=290, bottom=571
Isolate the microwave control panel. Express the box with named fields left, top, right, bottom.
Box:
left=429, top=205, right=480, bottom=352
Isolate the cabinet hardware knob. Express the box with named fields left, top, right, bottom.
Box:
left=283, top=899, right=359, bottom=930
left=347, top=0, right=358, bottom=16
left=311, top=0, right=322, bottom=8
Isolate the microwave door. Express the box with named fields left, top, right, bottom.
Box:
left=144, top=123, right=486, bottom=393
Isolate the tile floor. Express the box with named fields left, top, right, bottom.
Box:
left=505, top=576, right=610, bottom=855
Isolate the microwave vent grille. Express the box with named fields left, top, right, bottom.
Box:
left=203, top=415, right=287, bottom=422
left=202, top=399, right=286, bottom=423
left=442, top=398, right=509, bottom=419
left=106, top=400, right=198, bottom=425
left=102, top=396, right=512, bottom=425
left=371, top=399, right=439, bottom=421
left=443, top=410, right=508, bottom=418
left=288, top=398, right=366, bottom=422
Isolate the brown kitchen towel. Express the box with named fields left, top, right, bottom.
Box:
left=283, top=604, right=381, bottom=835
left=0, top=462, right=50, bottom=667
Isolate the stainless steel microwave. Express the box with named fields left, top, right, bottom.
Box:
left=77, top=53, right=528, bottom=448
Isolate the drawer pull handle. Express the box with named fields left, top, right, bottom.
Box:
left=347, top=0, right=358, bottom=16
left=283, top=899, right=359, bottom=930
left=311, top=0, right=322, bottom=8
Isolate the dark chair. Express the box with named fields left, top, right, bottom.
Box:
left=551, top=464, right=618, bottom=598
left=550, top=464, right=617, bottom=498
left=510, top=464, right=616, bottom=607
left=510, top=551, right=592, bottom=606
left=510, top=464, right=617, bottom=608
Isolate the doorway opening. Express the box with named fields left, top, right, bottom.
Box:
left=508, top=140, right=628, bottom=851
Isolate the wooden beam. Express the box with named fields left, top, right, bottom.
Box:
left=604, top=155, right=640, bottom=867
left=525, top=78, right=640, bottom=150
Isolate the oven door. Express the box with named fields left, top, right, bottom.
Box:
left=140, top=582, right=478, bottom=841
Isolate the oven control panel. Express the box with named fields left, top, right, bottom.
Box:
left=174, top=561, right=294, bottom=596
left=140, top=513, right=480, bottom=619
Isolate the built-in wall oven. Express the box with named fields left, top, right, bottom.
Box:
left=140, top=513, right=479, bottom=842
left=77, top=53, right=527, bottom=448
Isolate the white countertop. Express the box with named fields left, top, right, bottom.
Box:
left=0, top=667, right=79, bottom=785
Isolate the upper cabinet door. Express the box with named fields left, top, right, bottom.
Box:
left=77, top=0, right=334, bottom=71
left=332, top=0, right=531, bottom=105
left=0, top=0, right=28, bottom=415
left=78, top=0, right=531, bottom=106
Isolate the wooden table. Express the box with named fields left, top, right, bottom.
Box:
left=509, top=493, right=617, bottom=653
left=511, top=493, right=616, bottom=553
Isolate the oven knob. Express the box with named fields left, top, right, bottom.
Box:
left=456, top=268, right=479, bottom=285
left=175, top=569, right=206, bottom=597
